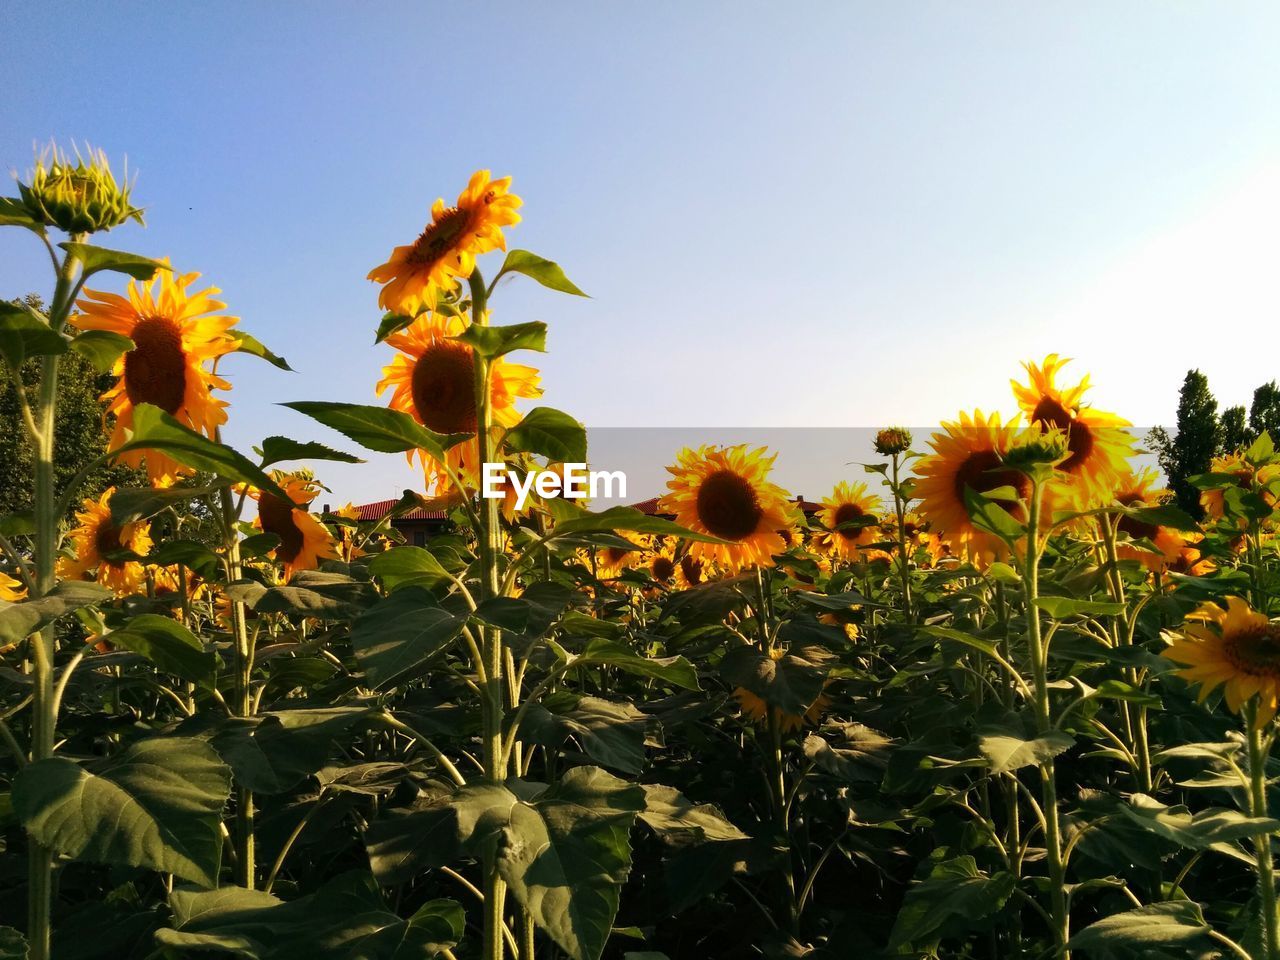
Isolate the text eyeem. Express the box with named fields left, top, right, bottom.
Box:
left=480, top=463, right=626, bottom=510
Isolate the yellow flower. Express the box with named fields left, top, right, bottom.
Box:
left=58, top=487, right=153, bottom=596
left=331, top=502, right=366, bottom=562
left=913, top=410, right=1028, bottom=567
left=249, top=471, right=338, bottom=580
left=1113, top=469, right=1185, bottom=572
left=1199, top=452, right=1280, bottom=524
left=814, top=481, right=881, bottom=560
left=658, top=445, right=795, bottom=573
left=1164, top=596, right=1280, bottom=727
left=0, top=571, right=27, bottom=602
left=733, top=648, right=832, bottom=734
left=1011, top=355, right=1134, bottom=507
left=368, top=170, right=522, bottom=315
left=673, top=550, right=711, bottom=589
left=378, top=313, right=541, bottom=492
left=72, top=265, right=239, bottom=486
left=594, top=535, right=652, bottom=580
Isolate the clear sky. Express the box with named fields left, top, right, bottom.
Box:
left=3, top=2, right=1279, bottom=505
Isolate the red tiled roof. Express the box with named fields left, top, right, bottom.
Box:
left=349, top=499, right=448, bottom=522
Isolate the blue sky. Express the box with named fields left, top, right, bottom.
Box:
left=4, top=2, right=1279, bottom=504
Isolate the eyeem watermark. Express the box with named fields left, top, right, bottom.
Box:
left=481, top=463, right=627, bottom=510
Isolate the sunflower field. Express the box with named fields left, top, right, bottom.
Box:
left=4, top=150, right=1280, bottom=960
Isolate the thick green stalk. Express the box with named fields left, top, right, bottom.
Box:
left=26, top=246, right=82, bottom=960
left=1021, top=479, right=1069, bottom=957
left=889, top=453, right=913, bottom=620
left=1248, top=717, right=1279, bottom=960
left=1098, top=514, right=1151, bottom=792
left=469, top=270, right=508, bottom=960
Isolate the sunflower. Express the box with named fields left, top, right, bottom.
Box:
left=914, top=410, right=1029, bottom=567
left=734, top=648, right=832, bottom=734
left=0, top=571, right=27, bottom=603
left=378, top=313, right=541, bottom=491
left=1164, top=596, right=1280, bottom=727
left=58, top=487, right=153, bottom=595
left=673, top=549, right=711, bottom=589
left=1113, top=469, right=1185, bottom=572
left=658, top=445, right=796, bottom=572
left=1011, top=355, right=1134, bottom=508
left=815, top=483, right=880, bottom=561
left=646, top=541, right=678, bottom=586
left=72, top=265, right=239, bottom=487
left=368, top=170, right=522, bottom=316
left=594, top=535, right=651, bottom=580
left=330, top=502, right=366, bottom=562
left=1200, top=452, right=1280, bottom=525
left=249, top=471, right=339, bottom=580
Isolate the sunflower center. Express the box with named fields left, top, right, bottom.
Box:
left=652, top=556, right=675, bottom=581
left=1224, top=625, right=1280, bottom=678
left=696, top=469, right=763, bottom=541
left=1030, top=396, right=1093, bottom=471
left=1116, top=493, right=1158, bottom=542
left=833, top=503, right=869, bottom=541
left=123, top=316, right=188, bottom=414
left=953, top=450, right=1030, bottom=518
left=603, top=547, right=632, bottom=566
left=410, top=341, right=477, bottom=434
left=259, top=495, right=304, bottom=563
left=680, top=554, right=704, bottom=585
left=93, top=521, right=127, bottom=568
left=407, top=207, right=471, bottom=267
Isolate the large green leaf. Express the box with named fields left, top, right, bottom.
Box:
left=551, top=504, right=722, bottom=544
left=802, top=724, right=894, bottom=782
left=13, top=737, right=231, bottom=886
left=572, top=638, right=700, bottom=691
left=257, top=436, right=363, bottom=467
left=976, top=728, right=1075, bottom=775
left=887, top=856, right=1015, bottom=950
left=113, top=404, right=290, bottom=501
left=0, top=301, right=66, bottom=369
left=1067, top=902, right=1213, bottom=956
left=281, top=401, right=464, bottom=461
left=231, top=329, right=292, bottom=371
left=206, top=708, right=375, bottom=795
left=229, top=571, right=378, bottom=618
left=637, top=784, right=748, bottom=845
left=1114, top=793, right=1280, bottom=851
left=0, top=580, right=111, bottom=644
left=105, top=613, right=218, bottom=691
left=523, top=692, right=649, bottom=774
left=453, top=320, right=547, bottom=359
left=351, top=586, right=465, bottom=688
left=59, top=242, right=166, bottom=280
left=368, top=546, right=454, bottom=593
left=503, top=407, right=588, bottom=463
left=107, top=483, right=229, bottom=525
left=494, top=249, right=588, bottom=297
left=68, top=329, right=133, bottom=373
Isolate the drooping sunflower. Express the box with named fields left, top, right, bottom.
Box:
left=814, top=481, right=881, bottom=560
left=58, top=487, right=153, bottom=596
left=913, top=410, right=1029, bottom=567
left=368, top=170, right=522, bottom=316
left=1011, top=354, right=1134, bottom=508
left=658, top=445, right=796, bottom=572
left=673, top=549, right=711, bottom=589
left=378, top=313, right=542, bottom=491
left=0, top=571, right=27, bottom=603
left=1164, top=596, right=1280, bottom=727
left=1200, top=452, right=1280, bottom=525
left=1112, top=469, right=1186, bottom=572
left=249, top=471, right=339, bottom=580
left=733, top=648, right=832, bottom=734
left=72, top=265, right=239, bottom=486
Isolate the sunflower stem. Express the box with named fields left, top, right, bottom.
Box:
left=1248, top=709, right=1280, bottom=960
left=889, top=452, right=913, bottom=621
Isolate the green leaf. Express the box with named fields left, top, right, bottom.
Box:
left=13, top=737, right=231, bottom=886
left=0, top=302, right=66, bottom=369
left=351, top=586, right=465, bottom=688
left=0, top=195, right=43, bottom=232
left=1067, top=902, right=1212, bottom=955
left=106, top=614, right=218, bottom=691
left=59, top=242, right=166, bottom=280
left=257, top=436, right=363, bottom=467
left=231, top=330, right=292, bottom=371
left=919, top=625, right=1000, bottom=658
left=374, top=311, right=414, bottom=344
left=113, top=404, right=290, bottom=501
left=207, top=708, right=374, bottom=794
left=1035, top=596, right=1127, bottom=619
left=888, top=856, right=1015, bottom=950
left=368, top=546, right=454, bottom=593
left=504, top=407, right=588, bottom=463
left=68, top=329, right=133, bottom=373
left=575, top=638, right=700, bottom=691
left=453, top=320, right=547, bottom=359
left=637, top=784, right=749, bottom=846
left=107, top=483, right=228, bottom=525
left=281, top=401, right=465, bottom=461
left=552, top=505, right=722, bottom=544
left=1119, top=503, right=1200, bottom=533
left=228, top=571, right=377, bottom=618
left=719, top=643, right=835, bottom=715
left=495, top=249, right=588, bottom=297
left=962, top=485, right=1024, bottom=541
left=976, top=728, right=1074, bottom=774
left=523, top=692, right=649, bottom=774
left=0, top=927, right=26, bottom=960
left=1094, top=679, right=1163, bottom=708
left=1115, top=793, right=1280, bottom=850
left=802, top=724, right=894, bottom=782
left=0, top=580, right=112, bottom=644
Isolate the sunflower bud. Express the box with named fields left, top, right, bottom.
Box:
left=16, top=143, right=142, bottom=235
left=1005, top=427, right=1070, bottom=473
left=873, top=427, right=912, bottom=456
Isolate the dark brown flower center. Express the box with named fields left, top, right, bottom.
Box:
left=93, top=521, right=127, bottom=567
left=407, top=206, right=471, bottom=267
left=651, top=556, right=675, bottom=581
left=1224, top=625, right=1280, bottom=678
left=680, top=554, right=704, bottom=585
left=259, top=495, right=304, bottom=563
left=603, top=547, right=632, bottom=567
left=123, top=316, right=187, bottom=414
left=953, top=449, right=1030, bottom=519
left=696, top=469, right=762, bottom=541
left=1116, top=492, right=1158, bottom=541
left=1031, top=396, right=1093, bottom=472
left=411, top=341, right=477, bottom=434
left=833, top=502, right=871, bottom=541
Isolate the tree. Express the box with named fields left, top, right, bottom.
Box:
left=1250, top=380, right=1280, bottom=442
left=0, top=296, right=144, bottom=525
left=1220, top=405, right=1250, bottom=454
left=1151, top=369, right=1219, bottom=517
